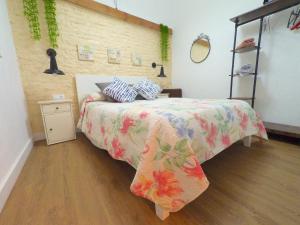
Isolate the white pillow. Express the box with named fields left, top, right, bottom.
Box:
left=103, top=77, right=138, bottom=102
left=134, top=79, right=161, bottom=100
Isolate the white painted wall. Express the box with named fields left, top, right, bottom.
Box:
left=95, top=0, right=300, bottom=126
left=0, top=0, right=33, bottom=212
left=95, top=0, right=175, bottom=25
left=171, top=0, right=300, bottom=127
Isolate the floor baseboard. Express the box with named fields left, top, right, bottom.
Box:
left=0, top=139, right=33, bottom=212
left=33, top=132, right=45, bottom=142
left=264, top=121, right=300, bottom=138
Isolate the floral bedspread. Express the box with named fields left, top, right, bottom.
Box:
left=77, top=97, right=268, bottom=213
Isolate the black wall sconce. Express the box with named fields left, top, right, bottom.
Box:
left=44, top=48, right=64, bottom=75
left=152, top=62, right=166, bottom=77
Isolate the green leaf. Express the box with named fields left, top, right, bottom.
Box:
left=156, top=137, right=161, bottom=146
left=154, top=151, right=166, bottom=160
left=175, top=156, right=186, bottom=167
left=175, top=139, right=188, bottom=152
left=160, top=24, right=169, bottom=62
left=214, top=111, right=224, bottom=121
left=172, top=158, right=180, bottom=167
left=44, top=0, right=59, bottom=48
left=133, top=127, right=147, bottom=134
left=171, top=156, right=186, bottom=168
left=161, top=144, right=171, bottom=152
left=23, top=0, right=41, bottom=40
left=163, top=159, right=174, bottom=171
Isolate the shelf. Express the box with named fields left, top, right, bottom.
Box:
left=231, top=46, right=259, bottom=53
left=228, top=97, right=254, bottom=100
left=230, top=0, right=300, bottom=26
left=229, top=73, right=256, bottom=77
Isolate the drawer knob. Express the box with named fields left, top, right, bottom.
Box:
left=56, top=107, right=59, bottom=110
left=49, top=128, right=53, bottom=131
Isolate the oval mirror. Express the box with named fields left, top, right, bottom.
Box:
left=190, top=34, right=211, bottom=63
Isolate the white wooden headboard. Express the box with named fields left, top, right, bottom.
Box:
left=75, top=74, right=146, bottom=105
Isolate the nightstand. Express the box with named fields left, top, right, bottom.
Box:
left=38, top=100, right=76, bottom=145
left=161, top=89, right=182, bottom=98
left=157, top=93, right=170, bottom=98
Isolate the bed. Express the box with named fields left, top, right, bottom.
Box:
left=76, top=75, right=268, bottom=220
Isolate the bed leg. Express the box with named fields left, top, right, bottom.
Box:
left=155, top=204, right=170, bottom=220
left=243, top=136, right=252, bottom=148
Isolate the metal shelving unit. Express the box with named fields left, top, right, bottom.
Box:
left=229, top=0, right=300, bottom=108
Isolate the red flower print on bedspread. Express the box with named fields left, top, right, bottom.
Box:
left=87, top=121, right=92, bottom=135
left=86, top=96, right=95, bottom=102
left=172, top=199, right=186, bottom=209
left=120, top=116, right=135, bottom=134
left=256, top=121, right=266, bottom=136
left=194, top=114, right=209, bottom=131
left=194, top=114, right=218, bottom=147
left=153, top=170, right=183, bottom=197
left=240, top=113, right=249, bottom=130
left=206, top=123, right=217, bottom=147
left=111, top=138, right=125, bottom=159
left=132, top=179, right=153, bottom=198
left=100, top=126, right=105, bottom=136
left=142, top=144, right=150, bottom=155
left=139, top=111, right=149, bottom=119
left=183, top=160, right=205, bottom=180
left=235, top=107, right=249, bottom=130
left=221, top=134, right=231, bottom=147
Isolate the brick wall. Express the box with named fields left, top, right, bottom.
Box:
left=8, top=0, right=172, bottom=135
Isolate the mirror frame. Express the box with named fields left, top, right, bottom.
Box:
left=190, top=33, right=211, bottom=64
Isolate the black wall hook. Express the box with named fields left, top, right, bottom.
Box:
left=152, top=62, right=166, bottom=77
left=44, top=48, right=65, bottom=75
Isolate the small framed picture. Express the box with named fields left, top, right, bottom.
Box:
left=107, top=48, right=121, bottom=64
left=77, top=45, right=94, bottom=61
left=131, top=53, right=142, bottom=66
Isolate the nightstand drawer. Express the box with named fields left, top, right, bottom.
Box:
left=42, top=103, right=70, bottom=114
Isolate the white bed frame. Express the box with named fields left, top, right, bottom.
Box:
left=75, top=74, right=252, bottom=220
left=75, top=74, right=146, bottom=106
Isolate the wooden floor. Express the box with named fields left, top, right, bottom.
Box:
left=0, top=135, right=299, bottom=225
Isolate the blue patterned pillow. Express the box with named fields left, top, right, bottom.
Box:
left=103, top=78, right=138, bottom=102
left=134, top=79, right=161, bottom=100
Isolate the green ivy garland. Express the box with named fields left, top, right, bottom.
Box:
left=23, top=0, right=41, bottom=40
left=160, top=24, right=169, bottom=62
left=44, top=0, right=59, bottom=48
